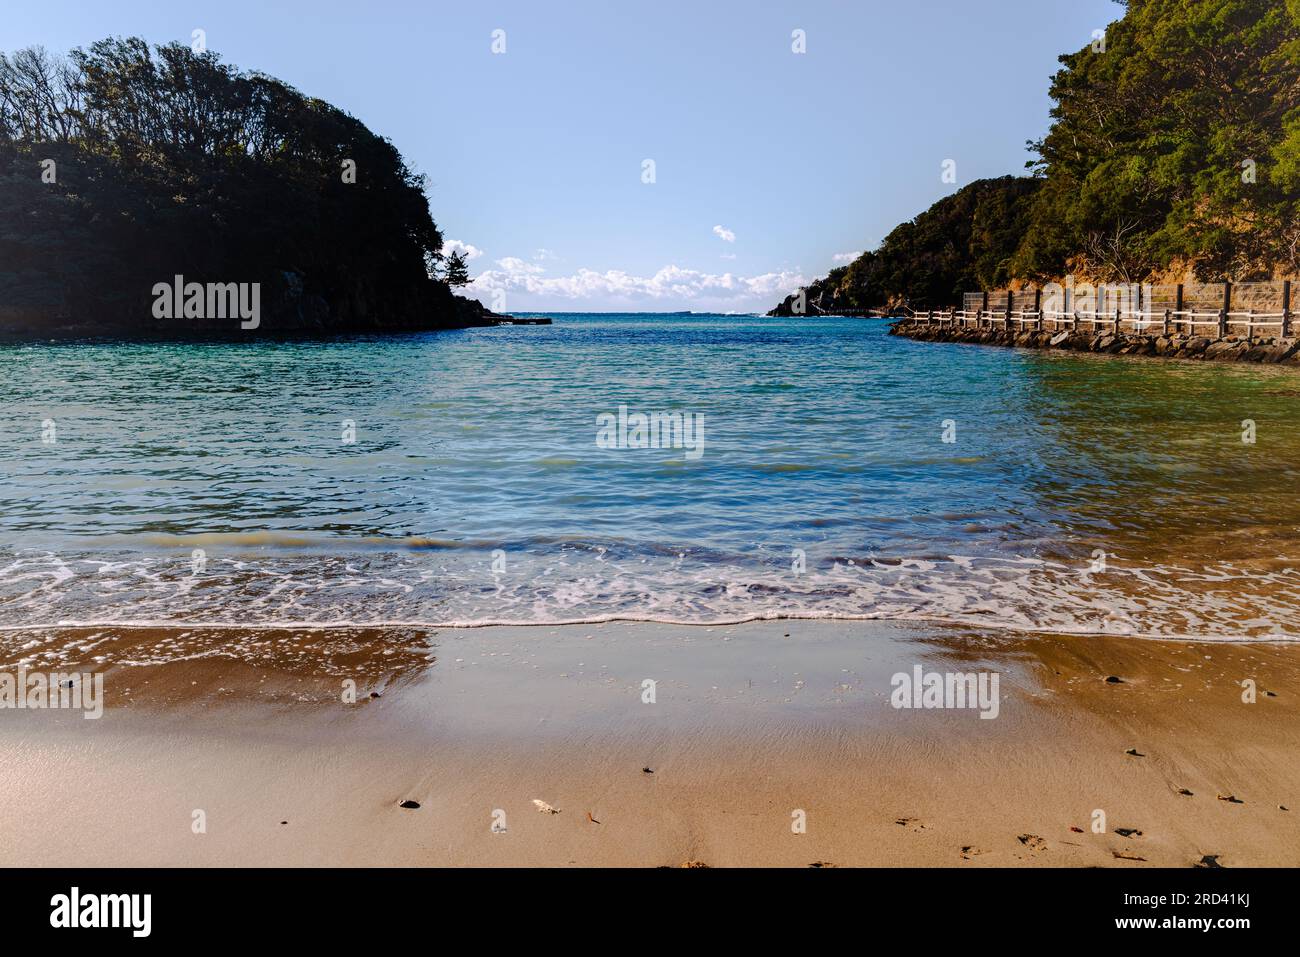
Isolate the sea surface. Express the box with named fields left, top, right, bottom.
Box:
left=3, top=312, right=1300, bottom=641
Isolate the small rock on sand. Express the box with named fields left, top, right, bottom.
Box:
left=398, top=800, right=420, bottom=809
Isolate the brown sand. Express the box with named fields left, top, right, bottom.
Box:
left=0, top=620, right=1296, bottom=867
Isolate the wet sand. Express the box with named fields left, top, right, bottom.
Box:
left=0, top=620, right=1296, bottom=867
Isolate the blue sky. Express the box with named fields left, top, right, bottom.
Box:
left=4, top=0, right=1123, bottom=313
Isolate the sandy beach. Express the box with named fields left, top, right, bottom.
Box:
left=1, top=620, right=1295, bottom=867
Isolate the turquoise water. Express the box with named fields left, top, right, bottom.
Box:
left=4, top=313, right=1300, bottom=639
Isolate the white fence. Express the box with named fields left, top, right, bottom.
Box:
left=901, top=281, right=1295, bottom=339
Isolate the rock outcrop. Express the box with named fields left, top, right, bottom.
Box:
left=889, top=320, right=1300, bottom=365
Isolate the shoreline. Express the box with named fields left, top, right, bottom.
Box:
left=3, top=613, right=1300, bottom=645
left=2, top=619, right=1296, bottom=867
left=890, top=319, right=1300, bottom=365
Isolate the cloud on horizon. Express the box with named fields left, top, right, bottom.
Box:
left=468, top=257, right=805, bottom=309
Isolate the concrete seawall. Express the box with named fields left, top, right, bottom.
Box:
left=889, top=320, right=1300, bottom=366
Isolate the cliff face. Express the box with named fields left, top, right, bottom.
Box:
left=767, top=283, right=856, bottom=318
left=0, top=272, right=507, bottom=339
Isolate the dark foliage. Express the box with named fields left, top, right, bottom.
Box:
left=0, top=38, right=491, bottom=336
left=770, top=177, right=1039, bottom=314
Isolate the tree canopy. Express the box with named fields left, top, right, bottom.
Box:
left=0, top=37, right=490, bottom=335
left=771, top=177, right=1039, bottom=314
left=1013, top=0, right=1300, bottom=282
left=773, top=0, right=1300, bottom=314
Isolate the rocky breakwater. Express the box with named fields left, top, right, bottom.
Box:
left=889, top=320, right=1300, bottom=366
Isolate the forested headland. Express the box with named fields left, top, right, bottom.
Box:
left=771, top=0, right=1300, bottom=316
left=0, top=37, right=496, bottom=336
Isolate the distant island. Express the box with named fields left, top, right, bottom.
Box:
left=0, top=37, right=503, bottom=337
left=771, top=0, right=1298, bottom=316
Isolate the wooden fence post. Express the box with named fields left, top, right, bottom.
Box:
left=1174, top=283, right=1184, bottom=335
left=1034, top=288, right=1042, bottom=331
left=1220, top=281, right=1231, bottom=338
left=1284, top=280, right=1292, bottom=339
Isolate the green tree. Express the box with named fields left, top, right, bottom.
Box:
left=1011, top=0, right=1300, bottom=281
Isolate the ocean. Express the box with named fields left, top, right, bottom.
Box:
left=3, top=312, right=1299, bottom=640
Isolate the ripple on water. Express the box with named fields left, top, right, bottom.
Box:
left=2, top=314, right=1299, bottom=641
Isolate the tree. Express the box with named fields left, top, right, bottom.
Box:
left=0, top=37, right=474, bottom=334
left=772, top=0, right=1300, bottom=314
left=442, top=249, right=471, bottom=288
left=1010, top=0, right=1300, bottom=281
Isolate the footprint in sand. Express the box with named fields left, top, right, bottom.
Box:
left=1017, top=834, right=1047, bottom=851
left=959, top=845, right=985, bottom=860
left=894, top=817, right=928, bottom=833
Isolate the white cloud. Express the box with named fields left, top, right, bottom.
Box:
left=832, top=251, right=862, bottom=263
left=533, top=248, right=557, bottom=261
left=493, top=256, right=545, bottom=276
left=720, top=253, right=737, bottom=260
left=443, top=239, right=484, bottom=261
left=469, top=258, right=805, bottom=308
left=712, top=224, right=736, bottom=243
